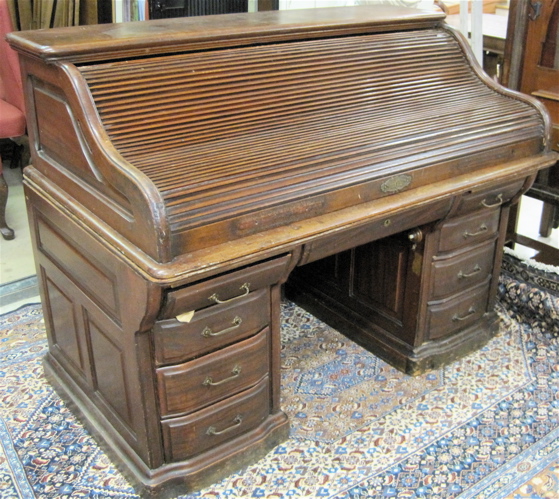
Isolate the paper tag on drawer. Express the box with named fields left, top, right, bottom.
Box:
left=176, top=310, right=195, bottom=323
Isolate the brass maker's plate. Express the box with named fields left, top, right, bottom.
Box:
left=381, top=174, right=413, bottom=194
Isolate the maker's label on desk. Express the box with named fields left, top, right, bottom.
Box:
left=381, top=174, right=413, bottom=194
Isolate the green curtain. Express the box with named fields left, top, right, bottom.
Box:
left=7, top=0, right=80, bottom=30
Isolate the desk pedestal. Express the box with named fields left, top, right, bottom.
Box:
left=287, top=201, right=508, bottom=375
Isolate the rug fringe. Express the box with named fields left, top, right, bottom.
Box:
left=503, top=246, right=559, bottom=275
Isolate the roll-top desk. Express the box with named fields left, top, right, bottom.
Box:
left=8, top=6, right=557, bottom=496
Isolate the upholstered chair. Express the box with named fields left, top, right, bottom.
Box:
left=0, top=0, right=27, bottom=240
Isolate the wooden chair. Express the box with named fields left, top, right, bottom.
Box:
left=0, top=0, right=27, bottom=240
left=502, top=0, right=559, bottom=264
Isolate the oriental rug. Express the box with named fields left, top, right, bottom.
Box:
left=0, top=252, right=558, bottom=498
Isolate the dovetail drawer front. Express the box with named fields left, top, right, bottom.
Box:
left=160, top=255, right=291, bottom=319
left=438, top=209, right=500, bottom=252
left=161, top=378, right=270, bottom=462
left=431, top=241, right=496, bottom=300
left=453, top=181, right=524, bottom=217
left=153, top=288, right=269, bottom=366
left=426, top=280, right=491, bottom=340
left=157, top=329, right=269, bottom=418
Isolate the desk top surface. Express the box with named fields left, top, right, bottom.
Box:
left=8, top=6, right=444, bottom=62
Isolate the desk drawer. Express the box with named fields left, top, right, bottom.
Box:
left=431, top=241, right=496, bottom=300
left=153, top=288, right=269, bottom=365
left=160, top=255, right=290, bottom=318
left=453, top=181, right=524, bottom=216
left=439, top=209, right=500, bottom=252
left=161, top=378, right=270, bottom=462
left=300, top=199, right=451, bottom=265
left=157, top=329, right=269, bottom=418
left=426, top=280, right=490, bottom=340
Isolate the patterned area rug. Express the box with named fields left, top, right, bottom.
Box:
left=1, top=254, right=558, bottom=499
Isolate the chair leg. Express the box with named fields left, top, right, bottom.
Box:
left=9, top=143, right=23, bottom=169
left=0, top=173, right=15, bottom=240
left=539, top=202, right=558, bottom=238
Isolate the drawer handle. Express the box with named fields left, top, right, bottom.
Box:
left=203, top=365, right=242, bottom=387
left=202, top=316, right=243, bottom=338
left=480, top=193, right=503, bottom=209
left=463, top=224, right=488, bottom=239
left=207, top=415, right=243, bottom=436
left=209, top=283, right=250, bottom=304
left=458, top=265, right=482, bottom=279
left=452, top=307, right=476, bottom=322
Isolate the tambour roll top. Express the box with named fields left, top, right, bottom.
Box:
left=80, top=30, right=545, bottom=238
left=7, top=6, right=550, bottom=264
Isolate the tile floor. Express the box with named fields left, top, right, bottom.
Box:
left=0, top=161, right=558, bottom=314
left=0, top=165, right=38, bottom=313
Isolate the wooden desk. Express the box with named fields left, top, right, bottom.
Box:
left=8, top=6, right=556, bottom=496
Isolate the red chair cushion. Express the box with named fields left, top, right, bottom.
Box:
left=0, top=98, right=26, bottom=137
left=0, top=0, right=25, bottom=114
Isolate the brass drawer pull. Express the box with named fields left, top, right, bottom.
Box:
left=209, top=283, right=250, bottom=304
left=202, top=316, right=243, bottom=338
left=463, top=224, right=487, bottom=239
left=480, top=193, right=503, bottom=209
left=203, top=365, right=242, bottom=387
left=206, top=415, right=243, bottom=436
left=452, top=307, right=476, bottom=322
left=458, top=265, right=481, bottom=279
